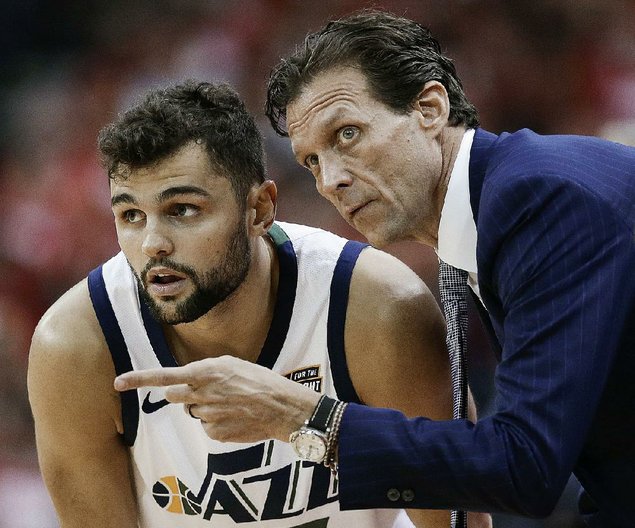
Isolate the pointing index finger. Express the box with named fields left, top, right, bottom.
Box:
left=114, top=366, right=196, bottom=391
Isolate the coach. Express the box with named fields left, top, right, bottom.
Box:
left=264, top=9, right=635, bottom=527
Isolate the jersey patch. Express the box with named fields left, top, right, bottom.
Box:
left=285, top=365, right=323, bottom=393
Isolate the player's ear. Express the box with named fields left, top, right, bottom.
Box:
left=246, top=180, right=277, bottom=236
left=412, top=81, right=450, bottom=137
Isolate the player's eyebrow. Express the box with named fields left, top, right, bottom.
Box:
left=111, top=186, right=211, bottom=208
left=111, top=193, right=137, bottom=208
left=156, top=185, right=211, bottom=202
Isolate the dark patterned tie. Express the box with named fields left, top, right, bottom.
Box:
left=438, top=259, right=469, bottom=528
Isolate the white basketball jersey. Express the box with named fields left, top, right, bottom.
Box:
left=88, top=222, right=414, bottom=528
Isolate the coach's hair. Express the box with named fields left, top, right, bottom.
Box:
left=98, top=80, right=265, bottom=203
left=266, top=9, right=479, bottom=136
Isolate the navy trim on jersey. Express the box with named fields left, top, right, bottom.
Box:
left=87, top=265, right=139, bottom=446
left=327, top=240, right=368, bottom=404
left=139, top=297, right=178, bottom=368
left=257, top=223, right=298, bottom=369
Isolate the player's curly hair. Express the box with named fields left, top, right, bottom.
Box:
left=98, top=80, right=265, bottom=204
left=266, top=9, right=479, bottom=136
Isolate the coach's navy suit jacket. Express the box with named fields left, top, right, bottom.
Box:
left=337, top=128, right=635, bottom=527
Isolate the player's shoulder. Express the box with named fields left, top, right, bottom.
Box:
left=28, top=275, right=124, bottom=438
left=347, top=246, right=442, bottom=338
left=29, top=278, right=108, bottom=377
left=275, top=221, right=435, bottom=306
left=353, top=246, right=431, bottom=300
left=344, top=247, right=447, bottom=410
left=274, top=220, right=347, bottom=247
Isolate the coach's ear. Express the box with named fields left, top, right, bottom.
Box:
left=247, top=180, right=277, bottom=236
left=413, top=81, right=450, bottom=138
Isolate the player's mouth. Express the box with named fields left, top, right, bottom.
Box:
left=146, top=268, right=189, bottom=297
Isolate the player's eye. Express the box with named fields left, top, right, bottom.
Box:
left=170, top=204, right=199, bottom=217
left=123, top=209, right=144, bottom=223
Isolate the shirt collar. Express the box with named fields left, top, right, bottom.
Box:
left=436, top=128, right=477, bottom=274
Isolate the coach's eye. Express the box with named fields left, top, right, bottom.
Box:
left=338, top=126, right=358, bottom=142
left=305, top=154, right=319, bottom=168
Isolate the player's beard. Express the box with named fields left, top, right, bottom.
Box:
left=135, top=220, right=251, bottom=325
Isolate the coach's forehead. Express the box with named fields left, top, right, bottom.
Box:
left=287, top=67, right=373, bottom=139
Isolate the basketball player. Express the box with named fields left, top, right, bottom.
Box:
left=28, top=81, right=456, bottom=527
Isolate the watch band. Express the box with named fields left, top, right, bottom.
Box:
left=307, top=394, right=339, bottom=432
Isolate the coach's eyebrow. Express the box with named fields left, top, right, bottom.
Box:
left=157, top=185, right=211, bottom=202
left=111, top=193, right=137, bottom=207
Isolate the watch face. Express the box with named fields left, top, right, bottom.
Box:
left=292, top=430, right=327, bottom=462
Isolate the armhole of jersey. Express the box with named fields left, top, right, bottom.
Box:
left=87, top=265, right=139, bottom=446
left=327, top=240, right=368, bottom=404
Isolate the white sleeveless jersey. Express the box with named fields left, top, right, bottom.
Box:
left=88, top=222, right=414, bottom=528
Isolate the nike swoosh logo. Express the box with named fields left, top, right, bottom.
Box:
left=142, top=392, right=170, bottom=414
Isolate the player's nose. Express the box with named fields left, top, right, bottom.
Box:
left=141, top=222, right=174, bottom=258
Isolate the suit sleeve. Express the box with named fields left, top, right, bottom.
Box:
left=336, top=172, right=635, bottom=516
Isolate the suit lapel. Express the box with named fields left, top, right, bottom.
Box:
left=468, top=128, right=499, bottom=222
left=468, top=128, right=503, bottom=360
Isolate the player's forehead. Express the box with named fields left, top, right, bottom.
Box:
left=109, top=143, right=227, bottom=202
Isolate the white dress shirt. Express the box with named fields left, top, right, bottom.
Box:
left=436, top=128, right=483, bottom=302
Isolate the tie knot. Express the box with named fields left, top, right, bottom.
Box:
left=438, top=260, right=469, bottom=305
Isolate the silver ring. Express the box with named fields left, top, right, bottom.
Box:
left=185, top=404, right=199, bottom=420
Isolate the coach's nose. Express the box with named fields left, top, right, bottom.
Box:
left=316, top=155, right=353, bottom=198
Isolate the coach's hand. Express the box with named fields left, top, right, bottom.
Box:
left=114, top=355, right=321, bottom=443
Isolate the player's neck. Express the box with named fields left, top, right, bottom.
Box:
left=164, top=235, right=279, bottom=365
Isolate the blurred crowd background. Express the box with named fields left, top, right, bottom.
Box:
left=1, top=0, right=634, bottom=526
